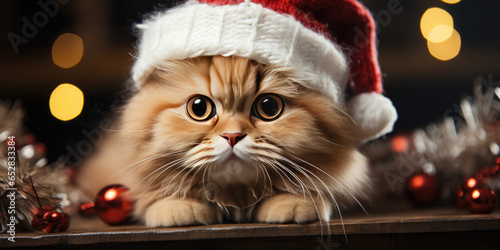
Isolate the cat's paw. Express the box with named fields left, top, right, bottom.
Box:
left=145, top=198, right=216, bottom=227
left=256, top=194, right=331, bottom=223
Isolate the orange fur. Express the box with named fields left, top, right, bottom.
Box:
left=77, top=56, right=370, bottom=226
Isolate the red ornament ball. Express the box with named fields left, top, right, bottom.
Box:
left=466, top=187, right=497, bottom=214
left=43, top=211, right=62, bottom=224
left=31, top=205, right=53, bottom=231
left=58, top=213, right=70, bottom=231
left=490, top=164, right=500, bottom=177
left=406, top=171, right=440, bottom=206
left=391, top=135, right=409, bottom=153
left=475, top=166, right=490, bottom=180
left=31, top=216, right=47, bottom=231
left=31, top=205, right=70, bottom=233
left=453, top=185, right=467, bottom=208
left=78, top=201, right=96, bottom=216
left=463, top=177, right=484, bottom=192
left=45, top=222, right=57, bottom=233
left=95, top=184, right=134, bottom=225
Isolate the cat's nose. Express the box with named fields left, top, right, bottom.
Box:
left=221, top=132, right=246, bottom=147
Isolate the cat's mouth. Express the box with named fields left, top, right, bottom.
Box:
left=217, top=141, right=248, bottom=161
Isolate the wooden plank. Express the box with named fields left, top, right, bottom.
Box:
left=2, top=208, right=499, bottom=248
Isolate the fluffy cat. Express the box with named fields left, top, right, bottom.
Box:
left=77, top=56, right=370, bottom=227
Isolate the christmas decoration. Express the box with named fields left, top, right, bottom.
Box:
left=406, top=171, right=440, bottom=206
left=95, top=184, right=133, bottom=225
left=450, top=157, right=500, bottom=213
left=463, top=177, right=484, bottom=192
left=466, top=187, right=497, bottom=214
left=31, top=205, right=70, bottom=233
left=367, top=84, right=500, bottom=212
left=0, top=100, right=69, bottom=233
left=78, top=201, right=96, bottom=217
left=29, top=176, right=70, bottom=233
left=132, top=0, right=397, bottom=141
left=31, top=205, right=54, bottom=231
left=453, top=185, right=466, bottom=208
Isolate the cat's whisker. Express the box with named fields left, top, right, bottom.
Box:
left=162, top=162, right=194, bottom=192
left=139, top=157, right=185, bottom=190
left=263, top=157, right=305, bottom=195
left=262, top=159, right=292, bottom=194
left=269, top=160, right=307, bottom=200
left=187, top=163, right=208, bottom=196
left=291, top=155, right=368, bottom=216
left=124, top=153, right=183, bottom=180
left=185, top=146, right=217, bottom=197
left=319, top=137, right=353, bottom=149
left=240, top=163, right=268, bottom=209
left=176, top=161, right=206, bottom=196
left=287, top=162, right=337, bottom=238
left=161, top=162, right=198, bottom=199
left=202, top=164, right=213, bottom=201
left=280, top=154, right=350, bottom=241
left=261, top=163, right=273, bottom=196
left=332, top=105, right=358, bottom=127
left=272, top=159, right=327, bottom=237
left=133, top=158, right=186, bottom=196
left=109, top=154, right=164, bottom=180
left=276, top=156, right=323, bottom=200
left=109, top=149, right=186, bottom=180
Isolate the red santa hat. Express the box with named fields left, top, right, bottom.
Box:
left=132, top=0, right=397, bottom=141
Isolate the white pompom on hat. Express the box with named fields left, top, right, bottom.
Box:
left=132, top=0, right=397, bottom=141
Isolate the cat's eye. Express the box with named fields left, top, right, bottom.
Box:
left=187, top=95, right=216, bottom=121
left=252, top=94, right=284, bottom=121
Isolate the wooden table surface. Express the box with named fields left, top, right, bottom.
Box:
left=2, top=207, right=500, bottom=249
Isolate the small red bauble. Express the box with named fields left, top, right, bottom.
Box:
left=58, top=213, right=70, bottom=231
left=31, top=216, right=47, bottom=231
left=78, top=201, right=96, bottom=216
left=31, top=205, right=53, bottom=230
left=31, top=205, right=70, bottom=232
left=35, top=142, right=46, bottom=154
left=466, top=187, right=497, bottom=214
left=453, top=185, right=467, bottom=208
left=462, top=177, right=484, bottom=192
left=95, top=184, right=134, bottom=225
left=406, top=171, right=440, bottom=206
left=391, top=135, right=409, bottom=153
left=43, top=211, right=62, bottom=224
left=490, top=164, right=500, bottom=176
left=45, top=222, right=57, bottom=233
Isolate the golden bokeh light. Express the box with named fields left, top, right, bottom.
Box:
left=52, top=33, right=84, bottom=69
left=441, top=0, right=461, bottom=4
left=49, top=83, right=84, bottom=121
left=427, top=28, right=461, bottom=61
left=428, top=24, right=454, bottom=43
left=420, top=8, right=453, bottom=41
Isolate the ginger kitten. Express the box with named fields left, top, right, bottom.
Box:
left=78, top=56, right=369, bottom=226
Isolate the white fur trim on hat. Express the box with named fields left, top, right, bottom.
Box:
left=347, top=92, right=398, bottom=141
left=132, top=0, right=349, bottom=103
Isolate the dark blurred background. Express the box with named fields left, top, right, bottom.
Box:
left=0, top=0, right=499, bottom=163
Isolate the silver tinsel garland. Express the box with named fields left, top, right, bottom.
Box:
left=0, top=100, right=68, bottom=233
left=367, top=84, right=500, bottom=200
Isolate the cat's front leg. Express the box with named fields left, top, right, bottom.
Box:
left=145, top=198, right=216, bottom=227
left=256, top=193, right=332, bottom=223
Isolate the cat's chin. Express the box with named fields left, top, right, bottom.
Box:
left=210, top=156, right=259, bottom=186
